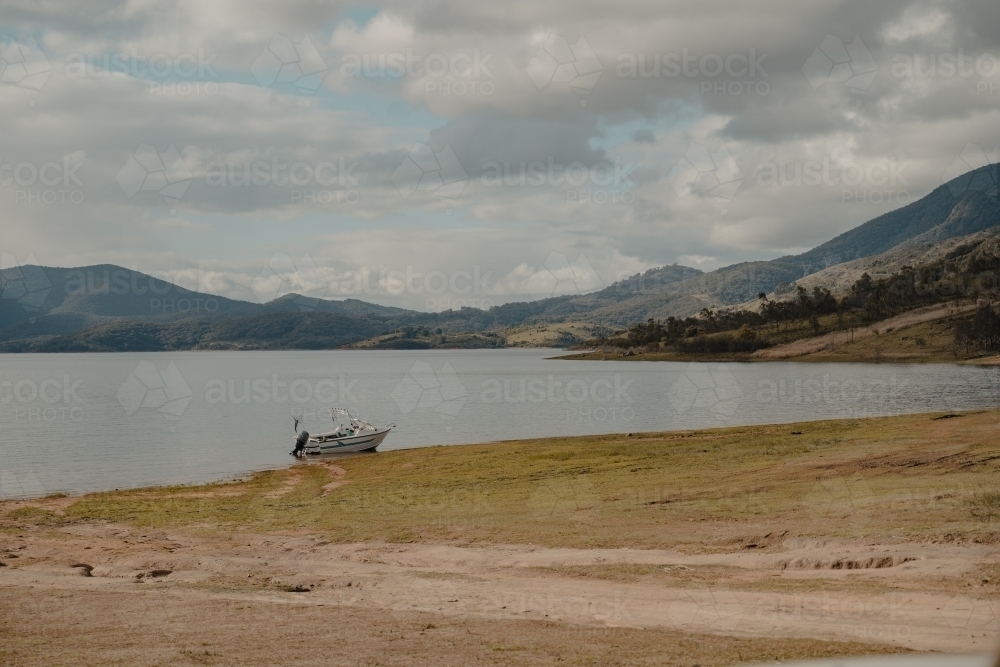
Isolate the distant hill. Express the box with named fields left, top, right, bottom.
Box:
left=785, top=225, right=1000, bottom=300
left=0, top=264, right=418, bottom=347
left=1, top=163, right=996, bottom=349
left=1, top=264, right=251, bottom=320
left=0, top=264, right=404, bottom=322
left=262, top=293, right=407, bottom=317
left=0, top=311, right=394, bottom=352
left=546, top=163, right=999, bottom=325
left=479, top=264, right=703, bottom=326
left=0, top=261, right=703, bottom=350
left=0, top=259, right=575, bottom=349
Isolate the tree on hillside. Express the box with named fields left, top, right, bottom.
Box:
left=971, top=302, right=1000, bottom=349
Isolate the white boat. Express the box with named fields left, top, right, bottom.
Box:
left=291, top=409, right=393, bottom=456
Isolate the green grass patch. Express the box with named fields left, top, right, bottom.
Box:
left=968, top=490, right=1000, bottom=521
left=26, top=410, right=999, bottom=550
left=7, top=506, right=63, bottom=526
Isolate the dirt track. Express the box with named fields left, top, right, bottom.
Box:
left=4, top=413, right=1000, bottom=665
left=2, top=519, right=997, bottom=661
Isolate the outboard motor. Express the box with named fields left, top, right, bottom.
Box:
left=292, top=430, right=309, bottom=458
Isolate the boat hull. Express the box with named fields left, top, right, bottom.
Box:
left=304, top=427, right=391, bottom=454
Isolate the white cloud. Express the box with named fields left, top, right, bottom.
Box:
left=1, top=0, right=999, bottom=313
left=882, top=6, right=951, bottom=44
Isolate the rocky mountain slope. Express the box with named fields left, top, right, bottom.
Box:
left=553, top=163, right=998, bottom=325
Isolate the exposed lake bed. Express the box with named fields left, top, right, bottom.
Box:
left=3, top=409, right=998, bottom=664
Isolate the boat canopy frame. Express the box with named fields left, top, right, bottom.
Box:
left=330, top=407, right=393, bottom=432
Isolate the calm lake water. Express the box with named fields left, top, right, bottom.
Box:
left=2, top=349, right=999, bottom=498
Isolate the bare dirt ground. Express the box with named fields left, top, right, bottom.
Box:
left=2, top=506, right=997, bottom=663
left=3, top=412, right=1000, bottom=665
left=3, top=526, right=929, bottom=666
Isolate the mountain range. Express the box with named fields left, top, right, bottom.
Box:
left=1, top=163, right=996, bottom=351
left=547, top=162, right=999, bottom=325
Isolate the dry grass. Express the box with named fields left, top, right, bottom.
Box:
left=563, top=303, right=994, bottom=363
left=787, top=308, right=975, bottom=363
left=750, top=306, right=954, bottom=360
left=11, top=409, right=996, bottom=551
left=504, top=321, right=604, bottom=347
left=5, top=412, right=999, bottom=665
left=969, top=490, right=1000, bottom=521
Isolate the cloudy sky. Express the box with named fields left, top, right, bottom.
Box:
left=1, top=0, right=998, bottom=310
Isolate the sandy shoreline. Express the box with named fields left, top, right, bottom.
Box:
left=3, top=411, right=999, bottom=665
left=2, top=521, right=997, bottom=652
